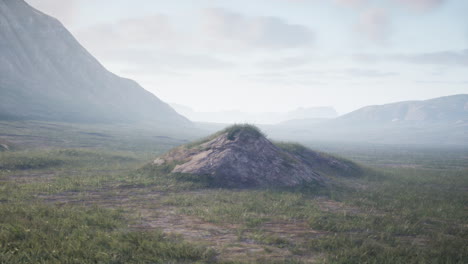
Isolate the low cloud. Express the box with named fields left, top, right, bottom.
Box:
left=76, top=8, right=316, bottom=60
left=334, top=0, right=368, bottom=7
left=342, top=68, right=398, bottom=77
left=352, top=49, right=468, bottom=67
left=356, top=8, right=391, bottom=43
left=91, top=48, right=234, bottom=73
left=397, top=49, right=468, bottom=67
left=75, top=15, right=234, bottom=71
left=288, top=0, right=447, bottom=10
left=71, top=7, right=316, bottom=75
left=201, top=8, right=315, bottom=50
left=392, top=0, right=447, bottom=11
left=76, top=15, right=179, bottom=50
left=257, top=56, right=314, bottom=68
left=242, top=67, right=398, bottom=87
left=113, top=49, right=235, bottom=71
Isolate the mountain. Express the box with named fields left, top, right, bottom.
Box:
left=266, top=95, right=468, bottom=146
left=170, top=103, right=337, bottom=124
left=339, top=94, right=468, bottom=123
left=150, top=125, right=361, bottom=188
left=0, top=0, right=189, bottom=125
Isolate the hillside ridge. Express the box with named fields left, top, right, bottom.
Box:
left=0, top=0, right=189, bottom=125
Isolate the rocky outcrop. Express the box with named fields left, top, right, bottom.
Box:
left=153, top=125, right=361, bottom=188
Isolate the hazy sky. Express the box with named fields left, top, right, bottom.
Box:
left=26, top=0, right=468, bottom=114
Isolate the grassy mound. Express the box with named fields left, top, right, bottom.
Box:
left=147, top=125, right=364, bottom=190
left=223, top=124, right=265, bottom=140
left=187, top=124, right=265, bottom=148
left=275, top=142, right=364, bottom=177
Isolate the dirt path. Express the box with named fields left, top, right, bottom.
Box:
left=38, top=185, right=325, bottom=263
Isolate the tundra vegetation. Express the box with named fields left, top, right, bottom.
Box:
left=0, top=121, right=467, bottom=263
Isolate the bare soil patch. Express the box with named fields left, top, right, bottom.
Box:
left=37, top=184, right=329, bottom=263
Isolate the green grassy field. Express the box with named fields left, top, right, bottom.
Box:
left=0, top=121, right=467, bottom=263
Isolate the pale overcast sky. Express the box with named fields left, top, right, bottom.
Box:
left=26, top=0, right=468, bottom=114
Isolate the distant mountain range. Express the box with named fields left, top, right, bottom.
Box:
left=170, top=104, right=338, bottom=124
left=339, top=94, right=468, bottom=123
left=0, top=0, right=189, bottom=125
left=264, top=94, right=468, bottom=146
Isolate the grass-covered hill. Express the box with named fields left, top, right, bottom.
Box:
left=149, top=125, right=362, bottom=188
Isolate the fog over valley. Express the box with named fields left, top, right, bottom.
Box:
left=0, top=0, right=467, bottom=263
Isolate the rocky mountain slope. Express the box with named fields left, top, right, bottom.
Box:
left=265, top=94, right=468, bottom=146
left=152, top=125, right=361, bottom=188
left=339, top=94, right=468, bottom=123
left=0, top=0, right=189, bottom=124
